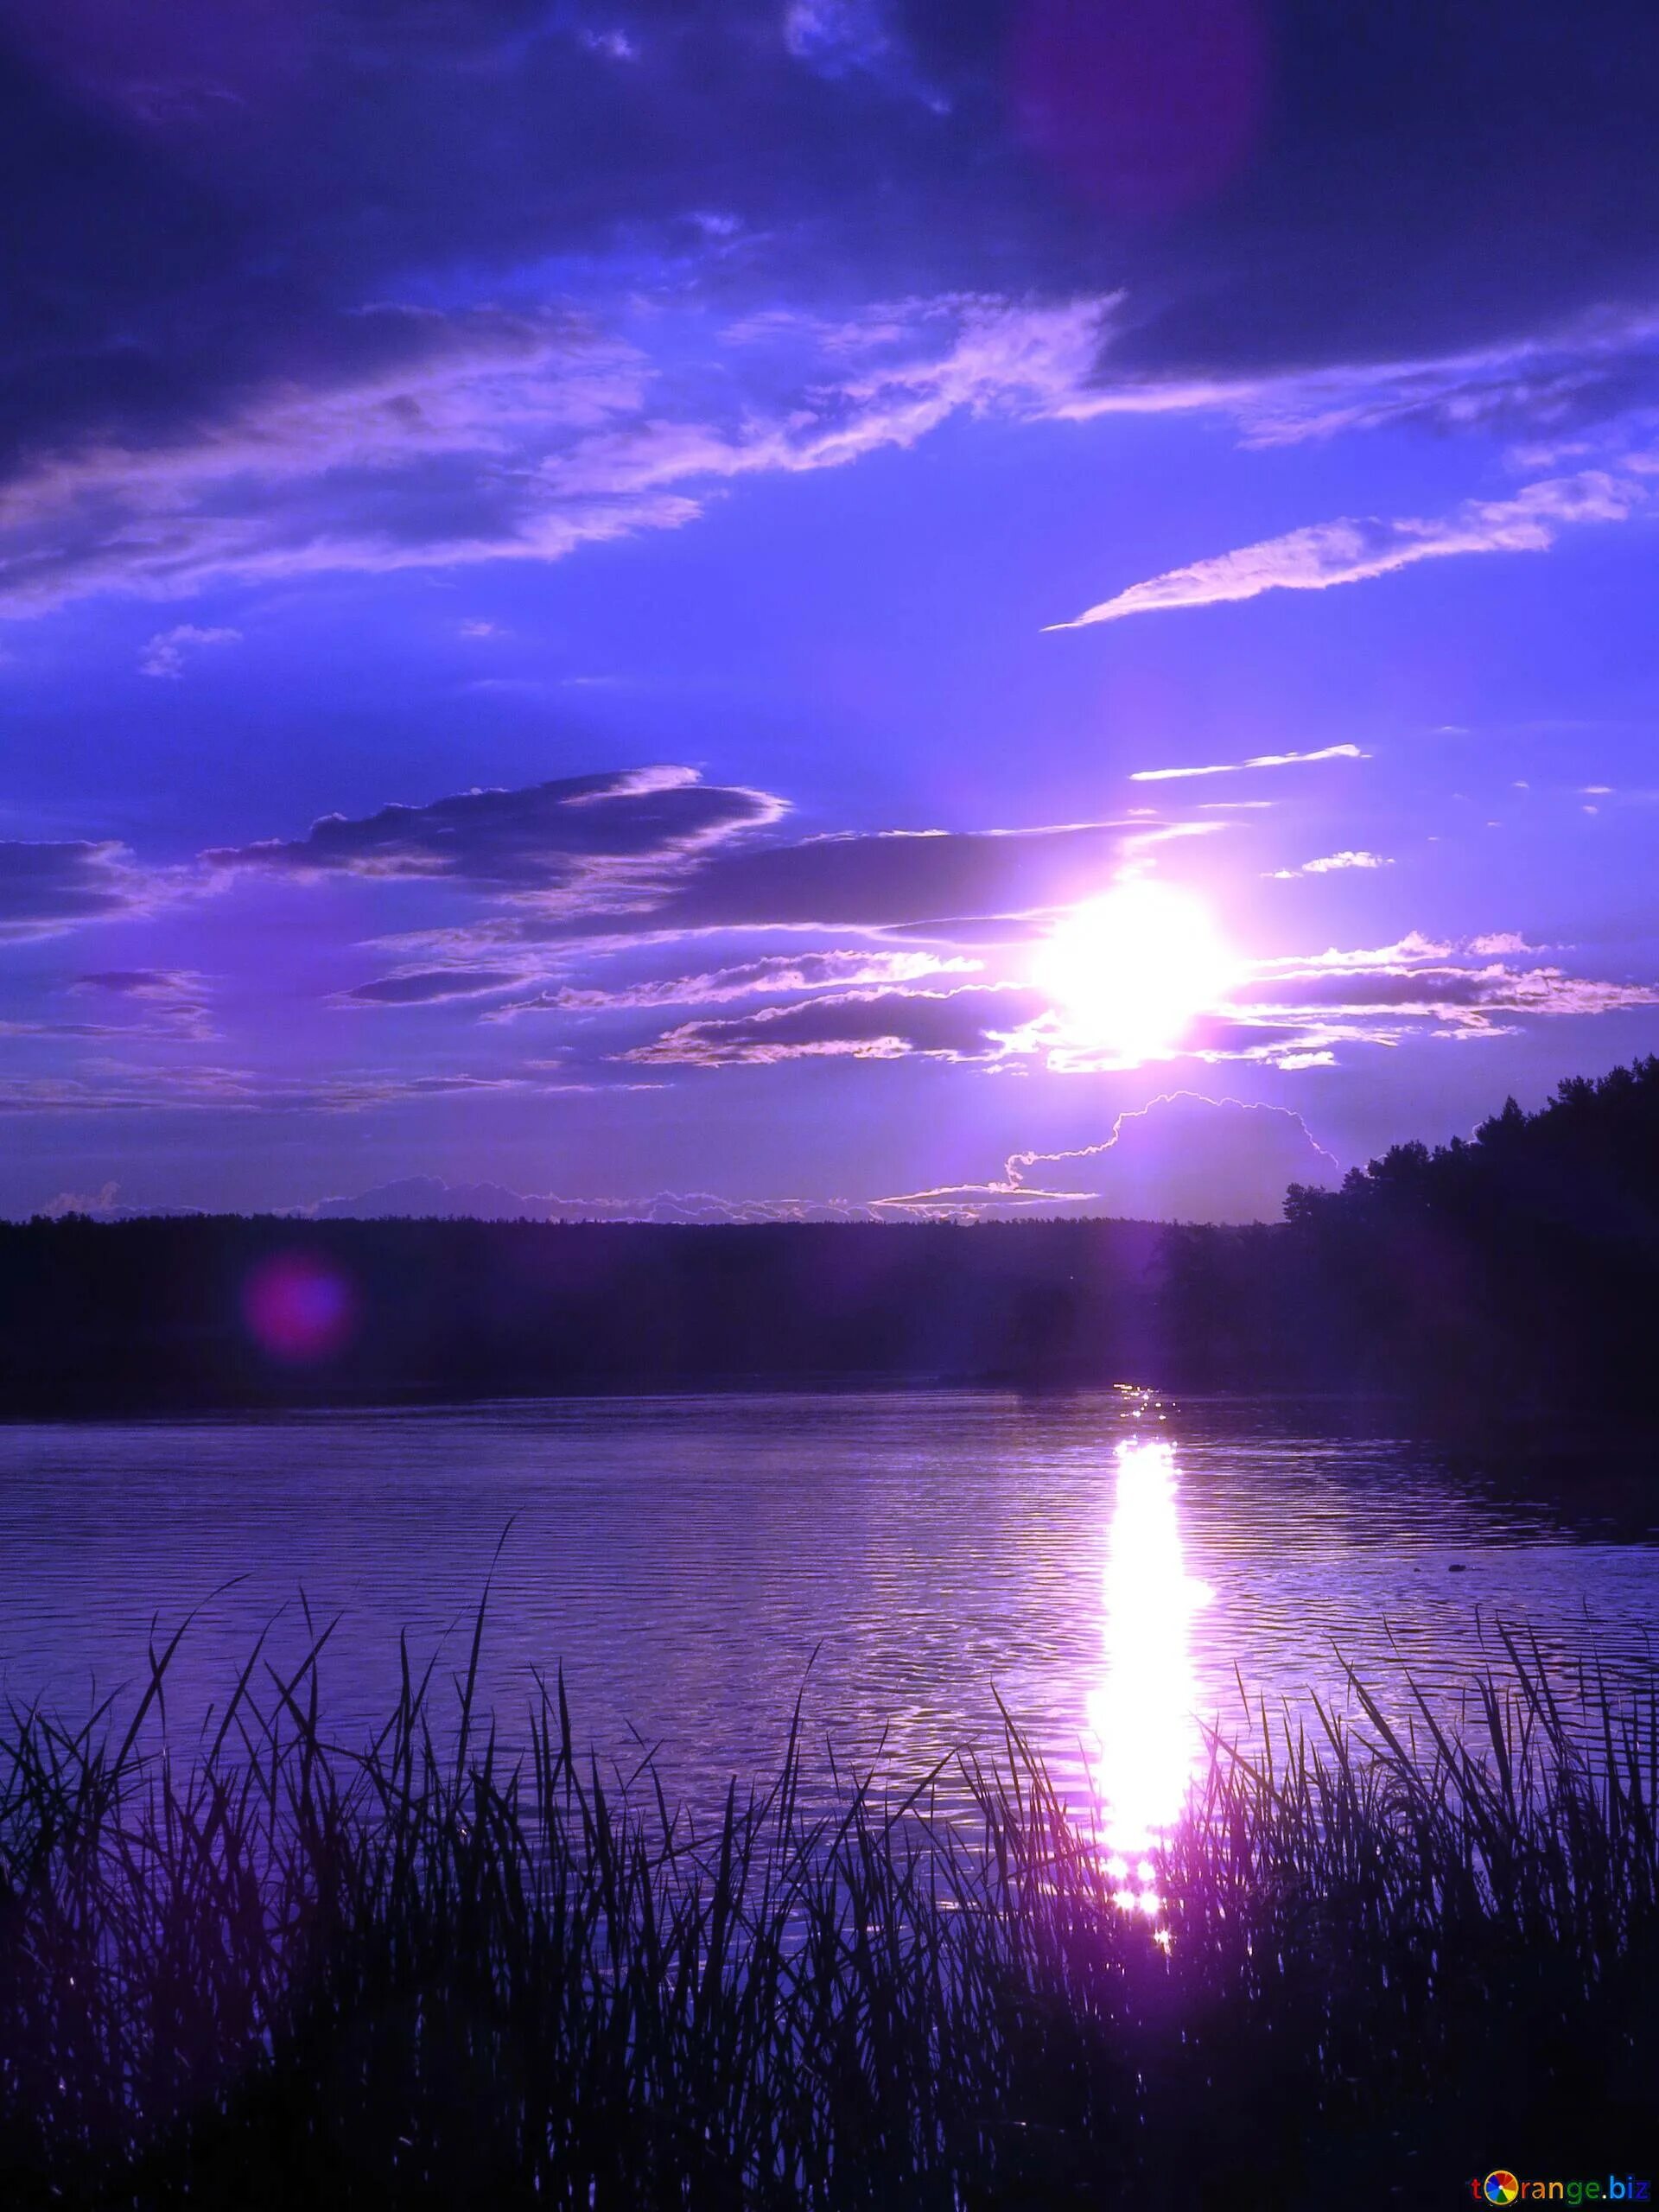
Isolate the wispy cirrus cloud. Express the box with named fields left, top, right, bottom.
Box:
left=1049, top=471, right=1645, bottom=629
left=68, top=969, right=216, bottom=1039
left=782, top=0, right=914, bottom=91
left=10, top=274, right=1656, bottom=626
left=1234, top=959, right=1659, bottom=1027
left=1128, top=743, right=1365, bottom=784
left=338, top=948, right=981, bottom=1015
left=1082, top=312, right=1659, bottom=449
left=0, top=1060, right=623, bottom=1116
left=483, top=950, right=980, bottom=1020
left=0, top=296, right=1119, bottom=613
left=0, top=841, right=162, bottom=941
left=0, top=305, right=654, bottom=612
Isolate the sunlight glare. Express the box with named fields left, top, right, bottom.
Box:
left=1033, top=880, right=1235, bottom=1059
left=1087, top=1433, right=1212, bottom=1917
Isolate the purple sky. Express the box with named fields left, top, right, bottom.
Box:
left=4, top=0, right=1659, bottom=1223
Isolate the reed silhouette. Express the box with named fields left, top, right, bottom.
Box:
left=0, top=1599, right=1652, bottom=2208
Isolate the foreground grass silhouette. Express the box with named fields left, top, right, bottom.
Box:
left=1, top=1601, right=1654, bottom=2209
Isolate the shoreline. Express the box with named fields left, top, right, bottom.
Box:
left=0, top=1373, right=1409, bottom=1423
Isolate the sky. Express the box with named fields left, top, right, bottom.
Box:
left=3, top=0, right=1659, bottom=1224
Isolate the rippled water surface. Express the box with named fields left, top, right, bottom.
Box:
left=2, top=1392, right=1656, bottom=1813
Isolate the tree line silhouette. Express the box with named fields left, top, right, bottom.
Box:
left=4, top=1057, right=1657, bottom=1424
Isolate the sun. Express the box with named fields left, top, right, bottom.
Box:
left=1033, top=880, right=1236, bottom=1060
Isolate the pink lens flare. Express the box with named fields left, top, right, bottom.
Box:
left=1012, top=0, right=1270, bottom=219
left=241, top=1251, right=358, bottom=1364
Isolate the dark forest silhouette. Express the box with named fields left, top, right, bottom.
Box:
left=5, top=1058, right=1658, bottom=1422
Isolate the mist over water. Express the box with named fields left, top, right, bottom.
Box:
left=2, top=1392, right=1655, bottom=1816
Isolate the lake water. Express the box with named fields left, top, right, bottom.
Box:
left=2, top=1391, right=1656, bottom=1833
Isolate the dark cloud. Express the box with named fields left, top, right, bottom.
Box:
left=570, top=819, right=1142, bottom=941
left=8, top=0, right=1659, bottom=550
left=0, top=0, right=999, bottom=489
left=0, top=841, right=154, bottom=939
left=626, top=982, right=1049, bottom=1065
left=205, top=767, right=784, bottom=910
left=346, top=788, right=1155, bottom=951
left=343, top=969, right=526, bottom=1006
left=906, top=0, right=1659, bottom=371
left=68, top=968, right=214, bottom=1037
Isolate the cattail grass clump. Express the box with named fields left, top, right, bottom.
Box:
left=0, top=1606, right=1655, bottom=2209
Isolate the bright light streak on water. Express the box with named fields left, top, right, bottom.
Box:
left=1, top=1392, right=1657, bottom=1825
left=1087, top=1432, right=1212, bottom=1913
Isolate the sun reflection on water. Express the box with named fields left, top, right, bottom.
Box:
left=1087, top=1427, right=1211, bottom=1916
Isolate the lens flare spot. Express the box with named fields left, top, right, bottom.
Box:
left=1013, top=0, right=1270, bottom=219
left=242, top=1251, right=357, bottom=1364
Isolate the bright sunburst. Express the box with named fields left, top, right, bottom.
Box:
left=1033, top=880, right=1236, bottom=1061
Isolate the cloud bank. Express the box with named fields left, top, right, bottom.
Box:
left=306, top=1177, right=875, bottom=1225
left=876, top=1095, right=1342, bottom=1224
left=0, top=296, right=1121, bottom=613
left=5, top=764, right=1656, bottom=1133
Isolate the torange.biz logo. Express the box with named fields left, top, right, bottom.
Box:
left=1470, top=2176, right=1651, bottom=2204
